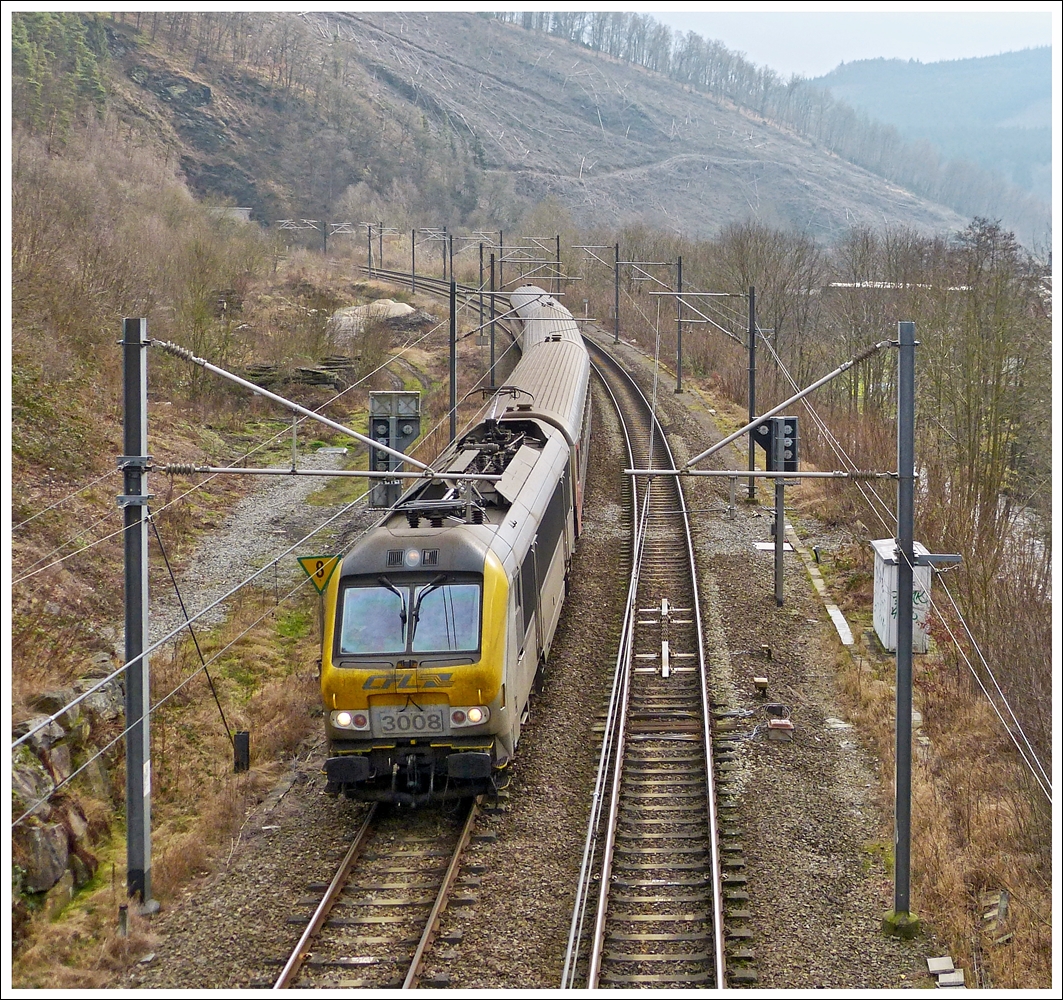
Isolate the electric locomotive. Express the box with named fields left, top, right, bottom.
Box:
left=321, top=287, right=591, bottom=805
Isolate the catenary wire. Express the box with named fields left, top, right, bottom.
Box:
left=9, top=293, right=514, bottom=586
left=11, top=289, right=525, bottom=753
left=12, top=484, right=372, bottom=751
left=13, top=298, right=539, bottom=827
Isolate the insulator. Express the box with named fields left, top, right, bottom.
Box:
left=154, top=340, right=197, bottom=361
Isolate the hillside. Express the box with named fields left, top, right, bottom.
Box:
left=101, top=11, right=969, bottom=241
left=815, top=49, right=1051, bottom=202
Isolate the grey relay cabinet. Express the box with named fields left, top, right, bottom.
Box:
left=871, top=538, right=932, bottom=653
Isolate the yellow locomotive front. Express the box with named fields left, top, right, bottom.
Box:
left=321, top=528, right=512, bottom=805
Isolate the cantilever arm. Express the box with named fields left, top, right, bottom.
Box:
left=153, top=339, right=431, bottom=471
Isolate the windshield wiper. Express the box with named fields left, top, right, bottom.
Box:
left=377, top=575, right=408, bottom=629
left=409, top=573, right=448, bottom=640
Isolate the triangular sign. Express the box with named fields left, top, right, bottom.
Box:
left=298, top=555, right=341, bottom=594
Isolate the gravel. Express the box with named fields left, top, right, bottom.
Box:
left=149, top=448, right=359, bottom=643
left=123, top=333, right=938, bottom=989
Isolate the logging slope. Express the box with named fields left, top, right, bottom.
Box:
left=299, top=12, right=967, bottom=237
left=109, top=11, right=968, bottom=239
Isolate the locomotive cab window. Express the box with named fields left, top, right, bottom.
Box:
left=337, top=575, right=482, bottom=657
left=411, top=582, right=480, bottom=652
left=338, top=584, right=407, bottom=654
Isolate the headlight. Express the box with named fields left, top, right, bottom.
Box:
left=331, top=710, right=369, bottom=730
left=451, top=706, right=489, bottom=728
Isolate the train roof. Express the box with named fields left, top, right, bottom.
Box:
left=503, top=286, right=590, bottom=445
left=510, top=286, right=585, bottom=349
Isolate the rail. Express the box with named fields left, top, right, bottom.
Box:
left=564, top=337, right=725, bottom=988
left=273, top=798, right=479, bottom=989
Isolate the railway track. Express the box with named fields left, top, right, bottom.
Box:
left=564, top=340, right=726, bottom=989
left=362, top=265, right=502, bottom=316
left=359, top=266, right=727, bottom=985
left=274, top=799, right=480, bottom=989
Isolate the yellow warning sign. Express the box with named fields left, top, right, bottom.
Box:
left=298, top=555, right=341, bottom=594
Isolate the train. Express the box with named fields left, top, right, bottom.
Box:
left=321, top=286, right=592, bottom=805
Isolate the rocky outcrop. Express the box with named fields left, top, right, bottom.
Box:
left=11, top=665, right=122, bottom=914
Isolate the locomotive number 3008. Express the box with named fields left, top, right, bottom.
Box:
left=375, top=708, right=445, bottom=734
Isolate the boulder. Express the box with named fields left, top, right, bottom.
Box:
left=12, top=744, right=56, bottom=821
left=14, top=821, right=69, bottom=893
left=78, top=753, right=112, bottom=799
left=44, top=742, right=74, bottom=783
left=14, top=714, right=65, bottom=753
left=74, top=675, right=124, bottom=724
left=63, top=801, right=90, bottom=842
left=30, top=688, right=82, bottom=731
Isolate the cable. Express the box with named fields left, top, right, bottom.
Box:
left=12, top=470, right=396, bottom=829
left=757, top=331, right=1052, bottom=797
left=13, top=468, right=121, bottom=531
left=12, top=559, right=326, bottom=830
left=12, top=507, right=122, bottom=579
left=14, top=303, right=525, bottom=753
left=936, top=576, right=1051, bottom=797
left=10, top=301, right=463, bottom=587
left=13, top=284, right=530, bottom=817
left=149, top=509, right=235, bottom=748
left=12, top=485, right=372, bottom=752
left=932, top=583, right=1051, bottom=801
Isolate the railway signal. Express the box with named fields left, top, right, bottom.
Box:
left=368, top=391, right=421, bottom=508
left=753, top=415, right=799, bottom=472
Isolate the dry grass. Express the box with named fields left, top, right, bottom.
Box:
left=10, top=238, right=452, bottom=984
left=12, top=586, right=321, bottom=987
left=689, top=371, right=1052, bottom=988
left=13, top=904, right=160, bottom=989
left=831, top=608, right=1052, bottom=987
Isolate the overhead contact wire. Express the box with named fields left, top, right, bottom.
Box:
left=12, top=302, right=461, bottom=585
left=13, top=481, right=391, bottom=828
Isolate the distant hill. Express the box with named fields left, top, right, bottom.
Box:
left=814, top=49, right=1051, bottom=202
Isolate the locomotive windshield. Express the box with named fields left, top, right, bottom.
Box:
left=339, top=585, right=407, bottom=654
left=338, top=576, right=481, bottom=656
left=411, top=582, right=480, bottom=652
